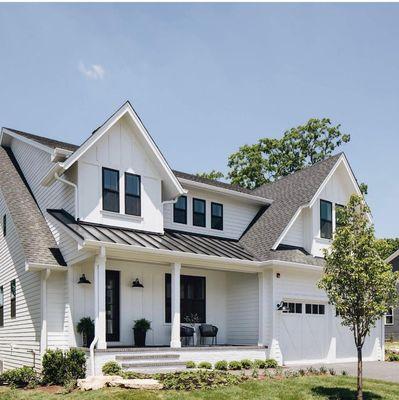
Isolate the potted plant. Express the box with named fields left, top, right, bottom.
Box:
left=77, top=317, right=95, bottom=347
left=133, top=318, right=151, bottom=347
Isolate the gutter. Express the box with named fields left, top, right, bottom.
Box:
left=54, top=172, right=79, bottom=219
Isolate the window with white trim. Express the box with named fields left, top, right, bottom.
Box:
left=385, top=307, right=394, bottom=326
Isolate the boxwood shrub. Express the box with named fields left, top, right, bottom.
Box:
left=185, top=361, right=196, bottom=369
left=240, top=359, right=253, bottom=369
left=102, top=361, right=122, bottom=376
left=228, top=360, right=242, bottom=370
left=253, top=359, right=266, bottom=369
left=197, top=361, right=212, bottom=369
left=214, top=360, right=228, bottom=371
left=264, top=359, right=278, bottom=368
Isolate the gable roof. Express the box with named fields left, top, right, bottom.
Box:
left=239, top=153, right=343, bottom=260
left=0, top=146, right=66, bottom=267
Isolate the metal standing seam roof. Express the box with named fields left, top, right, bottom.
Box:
left=47, top=209, right=256, bottom=261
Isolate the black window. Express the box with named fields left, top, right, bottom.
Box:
left=386, top=307, right=394, bottom=326
left=125, top=173, right=141, bottom=216
left=0, top=286, right=3, bottom=327
left=10, top=280, right=16, bottom=319
left=193, top=198, right=206, bottom=227
left=283, top=302, right=302, bottom=314
left=165, top=274, right=206, bottom=323
left=102, top=168, right=119, bottom=213
left=211, top=202, right=223, bottom=230
left=2, top=215, right=6, bottom=237
left=305, top=303, right=325, bottom=315
left=320, top=200, right=332, bottom=239
left=173, top=196, right=187, bottom=224
left=335, top=204, right=345, bottom=229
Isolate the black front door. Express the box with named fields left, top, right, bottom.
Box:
left=106, top=270, right=120, bottom=342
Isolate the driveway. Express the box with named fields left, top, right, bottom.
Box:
left=292, top=361, right=399, bottom=383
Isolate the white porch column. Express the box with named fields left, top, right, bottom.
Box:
left=170, top=262, right=181, bottom=348
left=94, top=247, right=107, bottom=350
left=258, top=271, right=267, bottom=347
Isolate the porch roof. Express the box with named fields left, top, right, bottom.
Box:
left=47, top=209, right=256, bottom=261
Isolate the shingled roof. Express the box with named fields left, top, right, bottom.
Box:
left=239, top=153, right=343, bottom=261
left=0, top=146, right=66, bottom=267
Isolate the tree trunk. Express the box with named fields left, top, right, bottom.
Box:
left=357, top=346, right=363, bottom=400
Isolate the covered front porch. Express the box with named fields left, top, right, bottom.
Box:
left=71, top=249, right=266, bottom=351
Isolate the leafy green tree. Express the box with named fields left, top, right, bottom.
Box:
left=196, top=170, right=224, bottom=181
left=375, top=238, right=399, bottom=261
left=319, top=195, right=398, bottom=400
left=227, top=118, right=350, bottom=189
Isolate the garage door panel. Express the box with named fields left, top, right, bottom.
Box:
left=302, top=315, right=329, bottom=361
left=279, top=315, right=302, bottom=362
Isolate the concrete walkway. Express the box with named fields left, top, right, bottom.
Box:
left=292, top=361, right=399, bottom=383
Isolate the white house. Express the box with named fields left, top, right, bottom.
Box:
left=0, top=101, right=383, bottom=375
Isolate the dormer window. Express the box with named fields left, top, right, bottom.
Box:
left=125, top=173, right=141, bottom=216
left=211, top=202, right=223, bottom=230
left=193, top=198, right=206, bottom=227
left=173, top=196, right=187, bottom=224
left=103, top=168, right=120, bottom=213
left=320, top=200, right=332, bottom=239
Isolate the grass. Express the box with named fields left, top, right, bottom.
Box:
left=0, top=376, right=399, bottom=400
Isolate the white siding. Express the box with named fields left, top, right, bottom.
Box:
left=164, top=187, right=260, bottom=240
left=0, top=191, right=42, bottom=371
left=226, top=272, right=259, bottom=344
left=78, top=116, right=164, bottom=232
left=9, top=139, right=77, bottom=263
left=281, top=211, right=304, bottom=247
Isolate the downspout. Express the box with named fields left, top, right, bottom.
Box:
left=54, top=172, right=79, bottom=219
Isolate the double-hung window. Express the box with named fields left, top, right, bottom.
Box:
left=211, top=202, right=223, bottom=230
left=173, top=196, right=187, bottom=224
left=102, top=168, right=120, bottom=213
left=10, top=280, right=16, bottom=319
left=385, top=307, right=394, bottom=326
left=165, top=274, right=206, bottom=323
left=193, top=198, right=206, bottom=227
left=125, top=173, right=141, bottom=216
left=0, top=286, right=3, bottom=327
left=320, top=200, right=333, bottom=239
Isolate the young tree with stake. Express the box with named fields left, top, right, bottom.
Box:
left=319, top=195, right=398, bottom=400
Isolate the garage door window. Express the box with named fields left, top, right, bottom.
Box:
left=283, top=302, right=302, bottom=314
left=305, top=304, right=325, bottom=315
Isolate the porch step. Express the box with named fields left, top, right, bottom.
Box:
left=121, top=360, right=187, bottom=369
left=116, top=353, right=180, bottom=361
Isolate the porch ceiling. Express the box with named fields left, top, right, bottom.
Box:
left=47, top=209, right=256, bottom=261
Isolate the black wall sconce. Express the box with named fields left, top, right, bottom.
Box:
left=276, top=301, right=288, bottom=312
left=78, top=274, right=91, bottom=284
left=132, top=278, right=144, bottom=288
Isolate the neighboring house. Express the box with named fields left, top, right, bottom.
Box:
left=0, top=101, right=383, bottom=375
left=385, top=252, right=399, bottom=340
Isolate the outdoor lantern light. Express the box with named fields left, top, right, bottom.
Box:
left=276, top=301, right=289, bottom=312
left=77, top=274, right=91, bottom=284
left=132, top=278, right=144, bottom=288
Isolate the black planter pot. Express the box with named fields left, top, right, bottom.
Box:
left=134, top=328, right=147, bottom=347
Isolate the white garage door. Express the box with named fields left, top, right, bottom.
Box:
left=278, top=301, right=330, bottom=364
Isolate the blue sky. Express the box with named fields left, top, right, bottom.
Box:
left=0, top=3, right=398, bottom=237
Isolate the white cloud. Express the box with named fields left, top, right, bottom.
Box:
left=78, top=62, right=105, bottom=80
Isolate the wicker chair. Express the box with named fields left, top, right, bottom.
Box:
left=199, top=324, right=218, bottom=345
left=180, top=325, right=195, bottom=346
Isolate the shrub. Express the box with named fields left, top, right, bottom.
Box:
left=251, top=368, right=259, bottom=378
left=0, top=366, right=39, bottom=388
left=264, top=359, right=278, bottom=369
left=253, top=359, right=266, bottom=369
left=186, top=361, right=196, bottom=369
left=319, top=366, right=327, bottom=375
left=329, top=368, right=336, bottom=376
left=159, top=370, right=245, bottom=390
left=298, top=368, right=306, bottom=376
left=198, top=361, right=212, bottom=369
left=228, top=361, right=242, bottom=370
left=102, top=361, right=122, bottom=376
left=387, top=351, right=399, bottom=362
left=42, top=348, right=86, bottom=385
left=307, top=366, right=318, bottom=375
left=214, top=360, right=228, bottom=371
left=124, top=371, right=152, bottom=379
left=240, top=359, right=253, bottom=369
left=341, top=370, right=348, bottom=376
left=133, top=318, right=151, bottom=332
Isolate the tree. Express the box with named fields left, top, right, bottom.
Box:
left=375, top=238, right=399, bottom=261
left=227, top=118, right=350, bottom=189
left=196, top=170, right=224, bottom=181
left=318, top=195, right=398, bottom=400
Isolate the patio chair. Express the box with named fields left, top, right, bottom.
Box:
left=180, top=325, right=195, bottom=346
left=199, top=324, right=218, bottom=345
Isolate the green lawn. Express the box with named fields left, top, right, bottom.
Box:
left=0, top=376, right=398, bottom=400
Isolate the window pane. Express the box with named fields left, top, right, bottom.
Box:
left=320, top=200, right=332, bottom=221
left=336, top=204, right=345, bottom=228
left=3, top=215, right=6, bottom=237
left=193, top=199, right=206, bottom=227
left=103, top=168, right=119, bottom=212
left=0, top=287, right=3, bottom=307
left=295, top=303, right=302, bottom=314
left=211, top=203, right=223, bottom=230
left=306, top=304, right=311, bottom=314
left=126, top=174, right=140, bottom=196
left=319, top=305, right=325, bottom=315
left=193, top=213, right=206, bottom=227
left=194, top=199, right=205, bottom=214
left=312, top=304, right=318, bottom=314
left=173, top=197, right=187, bottom=224
left=321, top=220, right=333, bottom=239
left=103, top=169, right=119, bottom=191
left=104, top=191, right=119, bottom=213
left=125, top=195, right=141, bottom=216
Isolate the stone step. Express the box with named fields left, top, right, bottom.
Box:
left=121, top=360, right=187, bottom=369
left=123, top=365, right=187, bottom=374
left=116, top=353, right=180, bottom=361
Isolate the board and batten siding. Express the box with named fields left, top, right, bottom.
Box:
left=0, top=191, right=42, bottom=371
left=164, top=187, right=260, bottom=240
left=226, top=272, right=259, bottom=344
left=281, top=211, right=304, bottom=248
left=9, top=138, right=77, bottom=263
